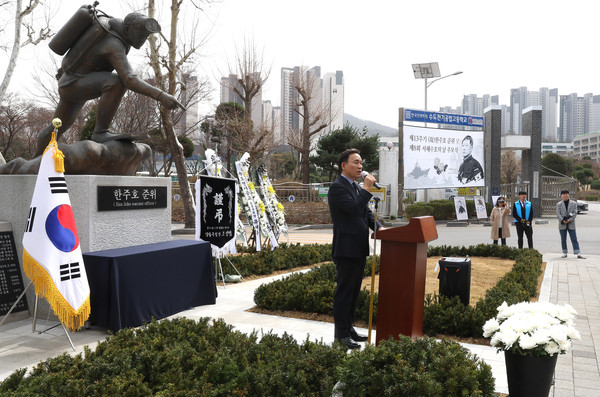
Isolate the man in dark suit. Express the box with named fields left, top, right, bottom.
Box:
left=512, top=191, right=533, bottom=249
left=328, top=148, right=382, bottom=349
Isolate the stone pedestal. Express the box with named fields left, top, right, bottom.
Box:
left=0, top=175, right=172, bottom=320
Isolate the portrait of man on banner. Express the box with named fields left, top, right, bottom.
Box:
left=403, top=125, right=485, bottom=189
left=195, top=176, right=237, bottom=254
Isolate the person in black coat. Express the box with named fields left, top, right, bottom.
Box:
left=328, top=148, right=382, bottom=349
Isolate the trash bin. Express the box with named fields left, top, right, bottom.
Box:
left=437, top=257, right=471, bottom=306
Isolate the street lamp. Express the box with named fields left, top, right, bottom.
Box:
left=412, top=62, right=463, bottom=111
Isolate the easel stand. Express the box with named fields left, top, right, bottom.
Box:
left=214, top=252, right=243, bottom=287
left=0, top=280, right=75, bottom=351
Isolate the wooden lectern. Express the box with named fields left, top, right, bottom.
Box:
left=374, top=216, right=438, bottom=344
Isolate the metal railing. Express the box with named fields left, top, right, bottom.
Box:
left=272, top=182, right=332, bottom=203
left=500, top=176, right=577, bottom=215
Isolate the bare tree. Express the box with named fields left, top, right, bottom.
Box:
left=0, top=0, right=53, bottom=101
left=286, top=67, right=332, bottom=184
left=501, top=150, right=520, bottom=184
left=146, top=0, right=212, bottom=228
left=0, top=93, right=31, bottom=159
left=220, top=38, right=273, bottom=163
left=0, top=93, right=52, bottom=160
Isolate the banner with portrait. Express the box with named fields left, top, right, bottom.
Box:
left=474, top=195, right=488, bottom=219
left=404, top=125, right=485, bottom=189
left=453, top=196, right=469, bottom=221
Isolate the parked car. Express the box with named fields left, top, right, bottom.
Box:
left=445, top=188, right=458, bottom=200
left=577, top=200, right=588, bottom=213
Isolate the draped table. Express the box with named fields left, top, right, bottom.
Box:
left=83, top=240, right=216, bottom=332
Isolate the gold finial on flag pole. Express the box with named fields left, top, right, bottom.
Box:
left=50, top=118, right=65, bottom=172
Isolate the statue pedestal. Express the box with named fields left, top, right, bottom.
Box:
left=0, top=175, right=172, bottom=320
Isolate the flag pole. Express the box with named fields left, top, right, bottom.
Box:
left=367, top=198, right=380, bottom=345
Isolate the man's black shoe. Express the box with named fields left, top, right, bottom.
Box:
left=349, top=330, right=368, bottom=342
left=336, top=337, right=360, bottom=350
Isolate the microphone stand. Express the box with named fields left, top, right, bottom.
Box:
left=367, top=197, right=380, bottom=345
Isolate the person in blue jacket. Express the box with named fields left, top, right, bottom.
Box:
left=328, top=148, right=382, bottom=350
left=512, top=191, right=533, bottom=249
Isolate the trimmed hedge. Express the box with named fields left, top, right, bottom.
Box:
left=228, top=243, right=332, bottom=276
left=335, top=336, right=495, bottom=397
left=406, top=199, right=494, bottom=220
left=254, top=244, right=542, bottom=339
left=0, top=318, right=494, bottom=396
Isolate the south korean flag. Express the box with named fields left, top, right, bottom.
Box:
left=22, top=123, right=90, bottom=332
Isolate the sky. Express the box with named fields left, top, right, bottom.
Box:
left=3, top=0, right=600, bottom=129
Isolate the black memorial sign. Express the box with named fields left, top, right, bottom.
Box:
left=198, top=176, right=236, bottom=248
left=0, top=230, right=28, bottom=316
left=97, top=186, right=167, bottom=211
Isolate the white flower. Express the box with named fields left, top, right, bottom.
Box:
left=483, top=301, right=580, bottom=357
left=482, top=318, right=500, bottom=338
left=544, top=341, right=561, bottom=355
left=519, top=334, right=539, bottom=350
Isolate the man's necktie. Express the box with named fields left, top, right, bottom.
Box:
left=354, top=183, right=360, bottom=195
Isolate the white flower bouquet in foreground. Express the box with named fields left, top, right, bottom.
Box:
left=483, top=301, right=581, bottom=357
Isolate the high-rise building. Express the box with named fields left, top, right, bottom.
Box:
left=262, top=100, right=283, bottom=146
left=591, top=96, right=600, bottom=134
left=323, top=71, right=344, bottom=132
left=220, top=74, right=243, bottom=106
left=280, top=67, right=300, bottom=142
left=280, top=65, right=343, bottom=147
left=176, top=74, right=200, bottom=142
left=559, top=93, right=584, bottom=142
left=220, top=73, right=263, bottom=127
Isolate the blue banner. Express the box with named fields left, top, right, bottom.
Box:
left=404, top=109, right=484, bottom=128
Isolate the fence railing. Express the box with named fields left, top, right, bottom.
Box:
left=272, top=182, right=331, bottom=203
left=500, top=176, right=577, bottom=216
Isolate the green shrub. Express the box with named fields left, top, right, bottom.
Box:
left=0, top=318, right=346, bottom=396
left=405, top=202, right=434, bottom=218
left=254, top=262, right=337, bottom=313
left=228, top=243, right=332, bottom=276
left=335, top=336, right=495, bottom=397
left=584, top=195, right=598, bottom=201
left=407, top=200, right=494, bottom=220
left=590, top=179, right=600, bottom=190
left=254, top=244, right=542, bottom=340
left=1, top=319, right=493, bottom=396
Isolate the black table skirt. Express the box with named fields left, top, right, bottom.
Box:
left=83, top=240, right=216, bottom=332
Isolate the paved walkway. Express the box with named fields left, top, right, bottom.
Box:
left=2, top=203, right=600, bottom=395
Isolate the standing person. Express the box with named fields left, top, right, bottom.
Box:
left=512, top=191, right=533, bottom=249
left=490, top=196, right=511, bottom=245
left=328, top=148, right=382, bottom=350
left=556, top=190, right=585, bottom=259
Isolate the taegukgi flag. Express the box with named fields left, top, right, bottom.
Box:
left=22, top=120, right=90, bottom=331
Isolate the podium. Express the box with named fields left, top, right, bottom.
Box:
left=375, top=216, right=438, bottom=344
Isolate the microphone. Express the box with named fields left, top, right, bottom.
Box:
left=361, top=171, right=381, bottom=189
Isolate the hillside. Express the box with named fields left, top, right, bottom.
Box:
left=344, top=113, right=397, bottom=137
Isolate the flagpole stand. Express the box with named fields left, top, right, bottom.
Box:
left=215, top=255, right=226, bottom=287
left=31, top=295, right=76, bottom=351
left=0, top=280, right=32, bottom=328
left=215, top=252, right=243, bottom=287
left=0, top=280, right=76, bottom=352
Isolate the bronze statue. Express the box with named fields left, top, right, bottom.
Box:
left=35, top=3, right=183, bottom=157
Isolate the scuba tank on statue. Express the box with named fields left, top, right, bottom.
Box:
left=48, top=3, right=102, bottom=56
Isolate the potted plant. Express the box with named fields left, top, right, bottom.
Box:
left=483, top=301, right=581, bottom=397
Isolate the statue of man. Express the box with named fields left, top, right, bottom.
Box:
left=35, top=7, right=183, bottom=156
